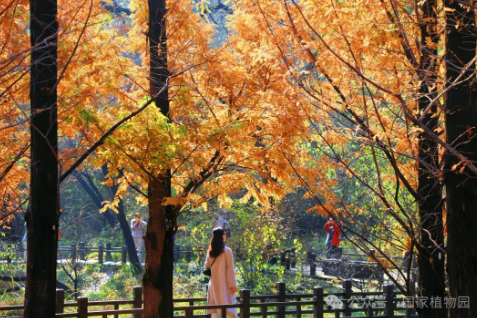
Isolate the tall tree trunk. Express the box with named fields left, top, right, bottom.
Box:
left=143, top=0, right=176, bottom=317
left=444, top=2, right=477, bottom=318
left=24, top=0, right=59, bottom=316
left=416, top=2, right=446, bottom=318
left=144, top=177, right=175, bottom=318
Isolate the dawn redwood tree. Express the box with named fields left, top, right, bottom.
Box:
left=143, top=0, right=175, bottom=316
left=444, top=1, right=477, bottom=317
left=24, top=0, right=59, bottom=316
left=228, top=3, right=454, bottom=314
left=415, top=1, right=446, bottom=317
left=82, top=0, right=311, bottom=315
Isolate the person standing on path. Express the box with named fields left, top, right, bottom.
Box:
left=205, top=227, right=238, bottom=318
left=324, top=218, right=341, bottom=258
left=130, top=213, right=147, bottom=257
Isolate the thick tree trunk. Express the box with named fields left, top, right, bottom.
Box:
left=416, top=2, right=446, bottom=318
left=143, top=0, right=176, bottom=317
left=444, top=2, right=477, bottom=318
left=143, top=177, right=175, bottom=318
left=24, top=0, right=59, bottom=316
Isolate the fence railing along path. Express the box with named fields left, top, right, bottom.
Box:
left=1, top=243, right=200, bottom=265
left=0, top=243, right=147, bottom=265
left=0, top=280, right=417, bottom=318
left=1, top=243, right=406, bottom=277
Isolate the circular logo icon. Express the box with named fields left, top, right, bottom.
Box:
left=325, top=295, right=344, bottom=309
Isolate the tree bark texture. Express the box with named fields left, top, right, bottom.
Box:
left=143, top=0, right=176, bottom=317
left=24, top=0, right=59, bottom=316
left=416, top=2, right=446, bottom=318
left=445, top=2, right=477, bottom=318
left=143, top=177, right=175, bottom=318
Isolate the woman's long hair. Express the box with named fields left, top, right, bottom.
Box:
left=208, top=227, right=225, bottom=257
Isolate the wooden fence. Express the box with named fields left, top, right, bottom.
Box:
left=0, top=280, right=418, bottom=318
left=1, top=243, right=403, bottom=266
left=0, top=243, right=145, bottom=265
left=1, top=243, right=194, bottom=265
left=1, top=244, right=410, bottom=283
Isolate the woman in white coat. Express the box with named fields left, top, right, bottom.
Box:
left=205, top=227, right=238, bottom=318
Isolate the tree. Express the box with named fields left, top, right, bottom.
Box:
left=416, top=1, right=446, bottom=317
left=0, top=0, right=30, bottom=224
left=228, top=0, right=421, bottom=290
left=93, top=0, right=310, bottom=316
left=223, top=3, right=454, bottom=314
left=444, top=2, right=477, bottom=317
left=142, top=0, right=176, bottom=315
left=24, top=0, right=59, bottom=316
left=1, top=0, right=182, bottom=312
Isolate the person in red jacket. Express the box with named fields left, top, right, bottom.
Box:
left=324, top=218, right=341, bottom=258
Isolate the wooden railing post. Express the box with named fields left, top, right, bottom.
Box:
left=276, top=282, right=286, bottom=318
left=133, top=286, right=143, bottom=318
left=98, top=243, right=104, bottom=264
left=296, top=295, right=302, bottom=318
left=309, top=252, right=316, bottom=277
left=261, top=303, right=267, bottom=318
left=70, top=243, right=76, bottom=262
left=367, top=305, right=374, bottom=318
left=291, top=248, right=296, bottom=268
left=285, top=251, right=291, bottom=270
left=106, top=242, right=112, bottom=261
left=186, top=300, right=194, bottom=318
left=122, top=245, right=127, bottom=264
left=343, top=279, right=352, bottom=317
left=56, top=289, right=65, bottom=313
left=280, top=252, right=286, bottom=267
left=313, top=286, right=323, bottom=318
left=79, top=242, right=86, bottom=260
left=383, top=284, right=394, bottom=318
left=173, top=244, right=180, bottom=263
left=114, top=303, right=119, bottom=318
left=240, top=289, right=250, bottom=318
left=78, top=297, right=88, bottom=318
left=186, top=250, right=191, bottom=262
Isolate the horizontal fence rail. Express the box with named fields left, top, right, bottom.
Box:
left=0, top=243, right=150, bottom=265
left=1, top=244, right=407, bottom=277
left=0, top=280, right=418, bottom=318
